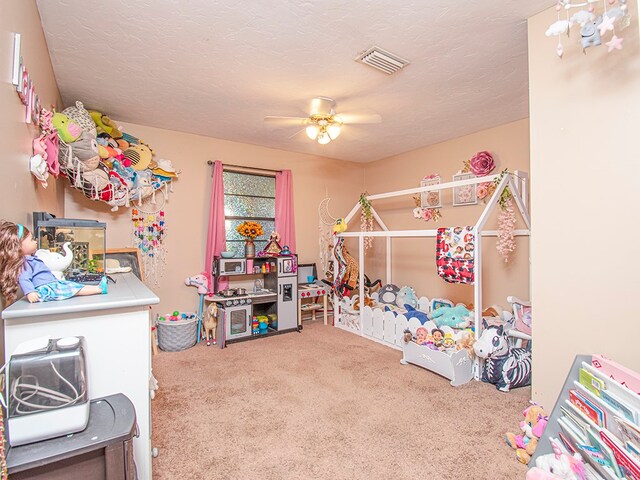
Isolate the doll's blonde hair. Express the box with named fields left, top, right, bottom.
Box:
left=0, top=221, right=28, bottom=306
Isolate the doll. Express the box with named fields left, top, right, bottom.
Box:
left=431, top=328, right=444, bottom=348
left=0, top=221, right=107, bottom=306
left=415, top=327, right=429, bottom=345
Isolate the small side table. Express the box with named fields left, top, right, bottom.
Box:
left=298, top=285, right=329, bottom=325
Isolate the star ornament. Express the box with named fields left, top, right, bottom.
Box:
left=605, top=34, right=624, bottom=52
left=598, top=13, right=616, bottom=36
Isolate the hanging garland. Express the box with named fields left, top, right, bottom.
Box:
left=359, top=192, right=374, bottom=251
left=132, top=205, right=167, bottom=286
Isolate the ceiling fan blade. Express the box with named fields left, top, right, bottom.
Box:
left=337, top=112, right=383, bottom=125
left=264, top=116, right=309, bottom=126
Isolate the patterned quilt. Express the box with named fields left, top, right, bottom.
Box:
left=436, top=226, right=475, bottom=285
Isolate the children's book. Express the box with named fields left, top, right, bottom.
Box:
left=627, top=441, right=640, bottom=463
left=583, top=362, right=640, bottom=420
left=582, top=367, right=606, bottom=397
left=587, top=428, right=623, bottom=478
left=616, top=416, right=640, bottom=451
left=600, top=430, right=640, bottom=480
left=593, top=355, right=640, bottom=396
left=601, top=389, right=637, bottom=424
left=563, top=401, right=592, bottom=440
left=575, top=381, right=630, bottom=440
left=559, top=415, right=588, bottom=445
left=571, top=386, right=605, bottom=427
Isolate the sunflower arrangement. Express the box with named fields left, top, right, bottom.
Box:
left=236, top=221, right=264, bottom=239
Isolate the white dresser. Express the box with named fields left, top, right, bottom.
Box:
left=2, top=273, right=159, bottom=480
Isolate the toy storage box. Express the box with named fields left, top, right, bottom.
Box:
left=399, top=318, right=474, bottom=387
left=155, top=312, right=197, bottom=352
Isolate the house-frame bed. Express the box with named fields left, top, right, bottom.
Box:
left=332, top=171, right=531, bottom=383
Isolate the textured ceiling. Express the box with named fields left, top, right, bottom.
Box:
left=36, top=0, right=552, bottom=163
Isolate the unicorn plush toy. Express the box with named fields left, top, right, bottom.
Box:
left=474, top=320, right=531, bottom=392
left=526, top=438, right=586, bottom=480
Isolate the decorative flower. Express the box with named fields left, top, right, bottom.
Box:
left=413, top=207, right=423, bottom=219
left=236, top=221, right=263, bottom=239
left=423, top=174, right=439, bottom=180
left=476, top=183, right=490, bottom=200
left=469, top=151, right=495, bottom=176
left=421, top=208, right=433, bottom=221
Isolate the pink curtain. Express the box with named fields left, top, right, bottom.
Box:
left=275, top=170, right=296, bottom=253
left=204, top=160, right=228, bottom=292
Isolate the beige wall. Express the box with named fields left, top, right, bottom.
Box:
left=0, top=0, right=63, bottom=225
left=362, top=119, right=530, bottom=308
left=528, top=7, right=640, bottom=408
left=65, top=122, right=364, bottom=315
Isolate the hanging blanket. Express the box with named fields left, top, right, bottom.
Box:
left=436, top=226, right=476, bottom=285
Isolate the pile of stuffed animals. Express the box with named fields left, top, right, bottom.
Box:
left=33, top=101, right=178, bottom=211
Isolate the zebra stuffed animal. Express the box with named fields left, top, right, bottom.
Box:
left=474, top=321, right=531, bottom=392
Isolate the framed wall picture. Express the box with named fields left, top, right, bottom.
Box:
left=420, top=176, right=441, bottom=208
left=92, top=248, right=144, bottom=281
left=452, top=172, right=477, bottom=207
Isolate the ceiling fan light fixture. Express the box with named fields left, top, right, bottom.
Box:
left=306, top=125, right=320, bottom=140
left=327, top=123, right=341, bottom=140
left=317, top=131, right=331, bottom=145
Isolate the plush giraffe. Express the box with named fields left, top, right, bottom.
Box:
left=341, top=245, right=359, bottom=293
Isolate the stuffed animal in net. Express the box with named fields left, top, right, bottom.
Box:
left=430, top=305, right=473, bottom=329
left=505, top=404, right=548, bottom=464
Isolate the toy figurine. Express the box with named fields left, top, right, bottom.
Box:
left=203, top=303, right=218, bottom=346
left=431, top=328, right=444, bottom=348
left=280, top=245, right=291, bottom=255
left=442, top=333, right=455, bottom=351
left=415, top=327, right=429, bottom=345
left=0, top=221, right=107, bottom=306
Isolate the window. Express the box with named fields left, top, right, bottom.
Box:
left=223, top=171, right=275, bottom=258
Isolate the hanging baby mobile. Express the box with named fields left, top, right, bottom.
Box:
left=413, top=174, right=442, bottom=222
left=29, top=100, right=179, bottom=285
left=545, top=0, right=632, bottom=57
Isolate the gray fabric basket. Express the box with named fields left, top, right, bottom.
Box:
left=156, top=316, right=197, bottom=352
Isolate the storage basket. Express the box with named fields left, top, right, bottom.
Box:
left=156, top=314, right=197, bottom=352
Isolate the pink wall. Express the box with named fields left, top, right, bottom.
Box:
left=65, top=121, right=365, bottom=315
left=528, top=6, right=640, bottom=409
left=0, top=0, right=63, bottom=225
left=362, top=119, right=530, bottom=307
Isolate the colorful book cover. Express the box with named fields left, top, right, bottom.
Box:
left=593, top=355, right=640, bottom=396
left=602, top=389, right=636, bottom=423
left=600, top=430, right=640, bottom=480
left=616, top=416, right=640, bottom=449
left=581, top=367, right=605, bottom=397
left=571, top=389, right=605, bottom=427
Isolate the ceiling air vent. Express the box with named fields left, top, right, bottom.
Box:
left=355, top=46, right=410, bottom=75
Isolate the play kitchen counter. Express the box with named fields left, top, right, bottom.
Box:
left=210, top=256, right=299, bottom=346
left=1, top=273, right=158, bottom=480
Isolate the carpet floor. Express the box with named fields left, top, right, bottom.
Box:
left=151, top=321, right=530, bottom=480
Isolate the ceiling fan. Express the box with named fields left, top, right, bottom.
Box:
left=264, top=97, right=382, bottom=145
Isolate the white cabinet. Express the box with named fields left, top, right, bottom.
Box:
left=2, top=273, right=158, bottom=480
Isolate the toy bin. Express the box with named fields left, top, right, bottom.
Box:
left=155, top=312, right=197, bottom=352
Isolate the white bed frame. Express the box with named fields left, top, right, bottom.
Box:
left=333, top=171, right=531, bottom=381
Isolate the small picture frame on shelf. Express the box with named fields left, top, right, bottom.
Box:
left=420, top=176, right=441, bottom=208
left=452, top=172, right=477, bottom=207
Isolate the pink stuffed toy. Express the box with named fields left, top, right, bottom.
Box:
left=506, top=404, right=548, bottom=464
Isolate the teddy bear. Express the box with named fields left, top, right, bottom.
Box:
left=506, top=404, right=548, bottom=465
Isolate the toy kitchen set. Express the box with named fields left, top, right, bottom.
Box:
left=209, top=255, right=299, bottom=346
